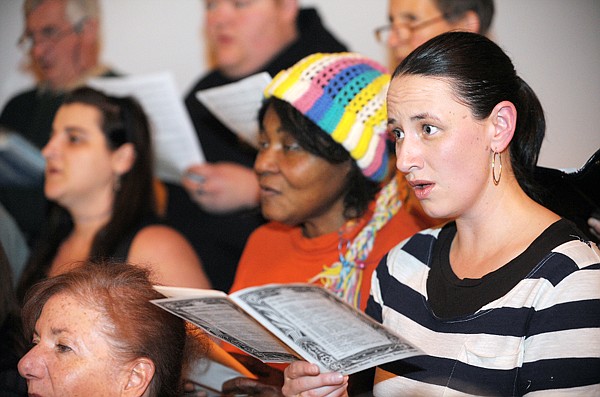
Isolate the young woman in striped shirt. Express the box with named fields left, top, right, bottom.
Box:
left=283, top=32, right=600, bottom=396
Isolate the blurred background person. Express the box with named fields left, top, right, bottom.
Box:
left=168, top=0, right=348, bottom=292
left=375, top=0, right=494, bottom=68
left=18, top=261, right=208, bottom=397
left=0, top=0, right=117, bottom=250
left=17, top=87, right=211, bottom=301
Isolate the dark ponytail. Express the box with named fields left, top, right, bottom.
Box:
left=510, top=77, right=546, bottom=201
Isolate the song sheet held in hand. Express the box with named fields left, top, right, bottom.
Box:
left=195, top=72, right=272, bottom=149
left=88, top=72, right=204, bottom=184
left=152, top=283, right=421, bottom=375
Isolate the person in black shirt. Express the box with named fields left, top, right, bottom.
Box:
left=167, top=0, right=348, bottom=292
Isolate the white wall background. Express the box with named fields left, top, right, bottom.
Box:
left=1, top=0, right=598, bottom=169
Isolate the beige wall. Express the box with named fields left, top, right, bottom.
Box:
left=1, top=0, right=598, bottom=169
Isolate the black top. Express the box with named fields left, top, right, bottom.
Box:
left=533, top=148, right=600, bottom=244
left=18, top=214, right=161, bottom=301
left=427, top=219, right=582, bottom=318
left=166, top=8, right=348, bottom=292
left=0, top=69, right=119, bottom=149
left=0, top=314, right=28, bottom=397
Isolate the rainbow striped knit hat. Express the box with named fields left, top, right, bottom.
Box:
left=264, top=52, right=391, bottom=182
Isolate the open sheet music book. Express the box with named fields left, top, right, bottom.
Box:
left=88, top=72, right=204, bottom=184
left=152, top=283, right=421, bottom=375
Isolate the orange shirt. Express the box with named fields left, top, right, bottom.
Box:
left=230, top=204, right=421, bottom=311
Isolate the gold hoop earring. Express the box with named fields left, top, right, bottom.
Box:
left=114, top=174, right=122, bottom=192
left=492, top=151, right=502, bottom=185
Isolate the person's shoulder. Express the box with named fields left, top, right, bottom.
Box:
left=550, top=233, right=600, bottom=271
left=386, top=225, right=446, bottom=261
left=128, top=223, right=199, bottom=263
left=1, top=87, right=39, bottom=111
left=134, top=223, right=188, bottom=245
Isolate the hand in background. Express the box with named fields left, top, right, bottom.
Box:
left=183, top=162, right=260, bottom=214
left=282, top=361, right=348, bottom=397
left=221, top=354, right=284, bottom=397
left=588, top=216, right=600, bottom=240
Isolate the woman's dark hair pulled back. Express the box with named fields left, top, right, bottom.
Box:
left=392, top=31, right=546, bottom=200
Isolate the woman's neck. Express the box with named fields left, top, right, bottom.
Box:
left=450, top=179, right=560, bottom=279
left=302, top=210, right=353, bottom=238
left=71, top=207, right=112, bottom=236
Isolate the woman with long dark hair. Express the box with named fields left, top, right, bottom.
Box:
left=18, top=87, right=210, bottom=299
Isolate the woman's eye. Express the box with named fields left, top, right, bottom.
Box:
left=423, top=124, right=439, bottom=135
left=283, top=142, right=301, bottom=152
left=56, top=344, right=72, bottom=353
left=205, top=0, right=217, bottom=10
left=391, top=128, right=404, bottom=140
left=234, top=0, right=253, bottom=8
left=67, top=134, right=82, bottom=144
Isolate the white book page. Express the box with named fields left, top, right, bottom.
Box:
left=231, top=284, right=422, bottom=375
left=88, top=72, right=204, bottom=184
left=152, top=293, right=297, bottom=363
left=195, top=72, right=271, bottom=149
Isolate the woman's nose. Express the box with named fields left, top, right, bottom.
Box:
left=254, top=146, right=279, bottom=175
left=395, top=138, right=421, bottom=174
left=18, top=346, right=44, bottom=380
left=41, top=134, right=59, bottom=159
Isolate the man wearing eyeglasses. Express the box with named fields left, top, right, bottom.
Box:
left=376, top=0, right=494, bottom=67
left=0, top=0, right=116, bottom=248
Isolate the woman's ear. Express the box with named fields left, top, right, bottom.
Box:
left=112, top=143, right=137, bottom=175
left=123, top=358, right=155, bottom=397
left=490, top=100, right=517, bottom=153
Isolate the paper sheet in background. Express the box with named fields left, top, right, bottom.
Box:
left=196, top=72, right=272, bottom=149
left=88, top=72, right=204, bottom=184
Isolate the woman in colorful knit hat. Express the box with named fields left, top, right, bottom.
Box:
left=230, top=52, right=420, bottom=308
left=222, top=52, right=421, bottom=395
